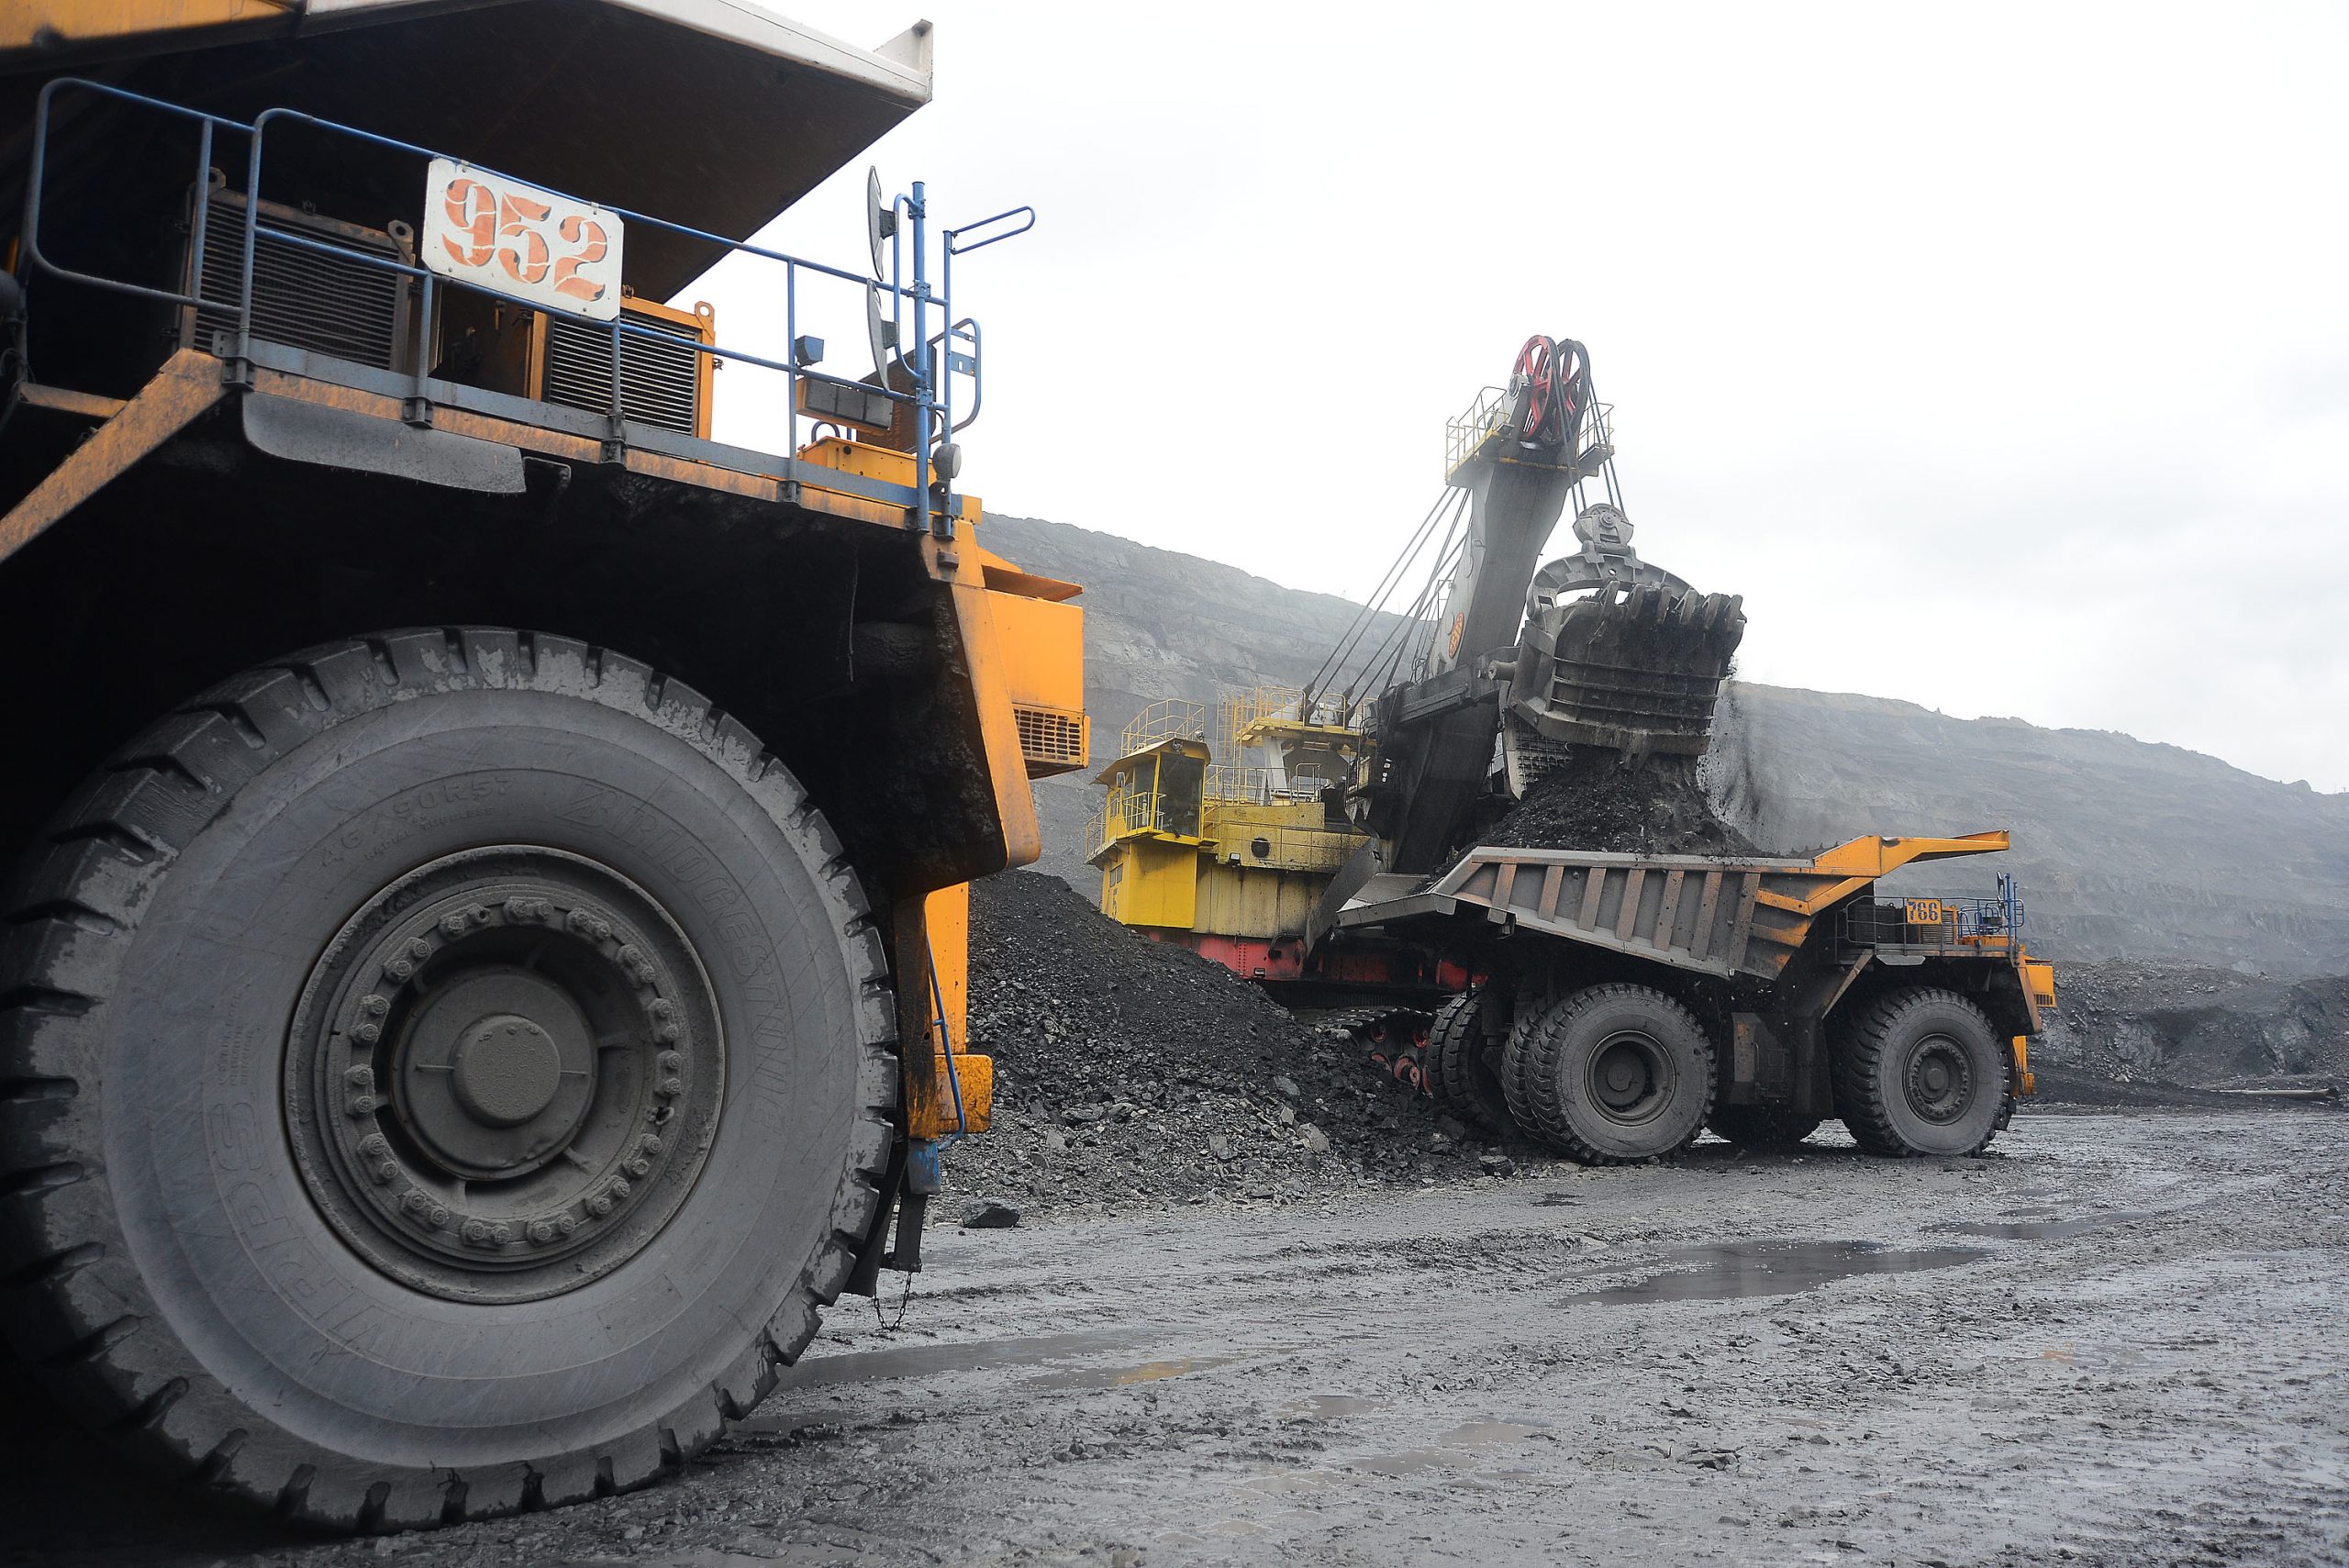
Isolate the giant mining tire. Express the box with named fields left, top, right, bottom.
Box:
left=1505, top=984, right=1715, bottom=1164
left=1425, top=989, right=1510, bottom=1136
left=1707, top=1106, right=1824, bottom=1149
left=0, top=630, right=894, bottom=1529
left=1831, top=986, right=2005, bottom=1157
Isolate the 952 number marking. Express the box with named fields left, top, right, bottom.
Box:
left=421, top=157, right=624, bottom=321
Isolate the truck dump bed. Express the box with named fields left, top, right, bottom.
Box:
left=1333, top=832, right=2016, bottom=983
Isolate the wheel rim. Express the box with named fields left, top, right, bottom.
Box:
left=1903, top=1031, right=1976, bottom=1124
left=1584, top=1029, right=1674, bottom=1126
left=285, top=845, right=724, bottom=1303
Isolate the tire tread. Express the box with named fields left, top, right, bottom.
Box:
left=1513, top=983, right=1716, bottom=1165
left=0, top=627, right=896, bottom=1530
left=1831, top=985, right=2000, bottom=1158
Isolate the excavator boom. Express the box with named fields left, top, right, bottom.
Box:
left=1365, top=336, right=1745, bottom=871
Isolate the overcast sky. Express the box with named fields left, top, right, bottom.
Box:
left=701, top=2, right=2349, bottom=792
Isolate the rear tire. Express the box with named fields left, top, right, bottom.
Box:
left=0, top=630, right=895, bottom=1529
left=1505, top=984, right=1715, bottom=1163
left=1708, top=1106, right=1823, bottom=1149
left=1426, top=989, right=1510, bottom=1135
left=1831, top=986, right=2004, bottom=1157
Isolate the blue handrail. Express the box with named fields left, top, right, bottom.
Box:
left=19, top=76, right=1034, bottom=534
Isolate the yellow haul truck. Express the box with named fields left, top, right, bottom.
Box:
left=0, top=2, right=1085, bottom=1529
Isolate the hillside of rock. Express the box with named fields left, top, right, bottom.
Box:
left=982, top=511, right=2349, bottom=973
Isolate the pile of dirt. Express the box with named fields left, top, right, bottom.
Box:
left=945, top=872, right=1492, bottom=1215
left=2029, top=958, right=2349, bottom=1104
left=1483, top=752, right=1758, bottom=856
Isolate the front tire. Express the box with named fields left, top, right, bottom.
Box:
left=1831, top=986, right=2005, bottom=1157
left=0, top=630, right=894, bottom=1529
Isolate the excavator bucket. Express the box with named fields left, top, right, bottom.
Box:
left=1504, top=577, right=1746, bottom=765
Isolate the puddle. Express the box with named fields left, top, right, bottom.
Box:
left=2034, top=1340, right=2150, bottom=1370
left=1025, top=1353, right=1238, bottom=1391
left=1349, top=1421, right=1549, bottom=1477
left=1564, top=1240, right=1990, bottom=1305
left=1284, top=1395, right=1387, bottom=1418
left=771, top=1329, right=1135, bottom=1392
left=1938, top=1208, right=2156, bottom=1240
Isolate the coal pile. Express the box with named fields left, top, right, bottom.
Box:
left=2029, top=958, right=2349, bottom=1105
left=1484, top=752, right=1757, bottom=856
left=948, top=872, right=1488, bottom=1215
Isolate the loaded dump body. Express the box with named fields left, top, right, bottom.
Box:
left=1337, top=832, right=2054, bottom=1149
left=0, top=0, right=1085, bottom=1531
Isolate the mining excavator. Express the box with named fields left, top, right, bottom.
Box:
left=0, top=1, right=1084, bottom=1530
left=1092, top=336, right=2053, bottom=1162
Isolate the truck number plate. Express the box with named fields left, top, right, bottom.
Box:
left=1905, top=898, right=1946, bottom=927
left=422, top=158, right=623, bottom=321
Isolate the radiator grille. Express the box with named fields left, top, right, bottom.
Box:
left=1015, top=706, right=1088, bottom=776
left=542, top=308, right=704, bottom=434
left=189, top=196, right=406, bottom=369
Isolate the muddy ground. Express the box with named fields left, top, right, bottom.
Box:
left=6, top=1108, right=2343, bottom=1568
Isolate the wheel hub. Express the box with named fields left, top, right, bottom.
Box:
left=285, top=845, right=724, bottom=1303
left=1587, top=1032, right=1670, bottom=1123
left=1905, top=1034, right=1974, bottom=1124
left=451, top=1015, right=562, bottom=1129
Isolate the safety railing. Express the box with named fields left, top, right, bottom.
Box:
left=1842, top=888, right=2029, bottom=951
left=20, top=77, right=1032, bottom=537
left=1204, top=764, right=1271, bottom=805
left=1443, top=384, right=1614, bottom=476
left=1248, top=825, right=1362, bottom=874
left=1118, top=697, right=1208, bottom=758
left=1088, top=778, right=1183, bottom=858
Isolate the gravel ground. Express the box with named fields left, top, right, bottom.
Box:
left=6, top=1108, right=2343, bottom=1567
